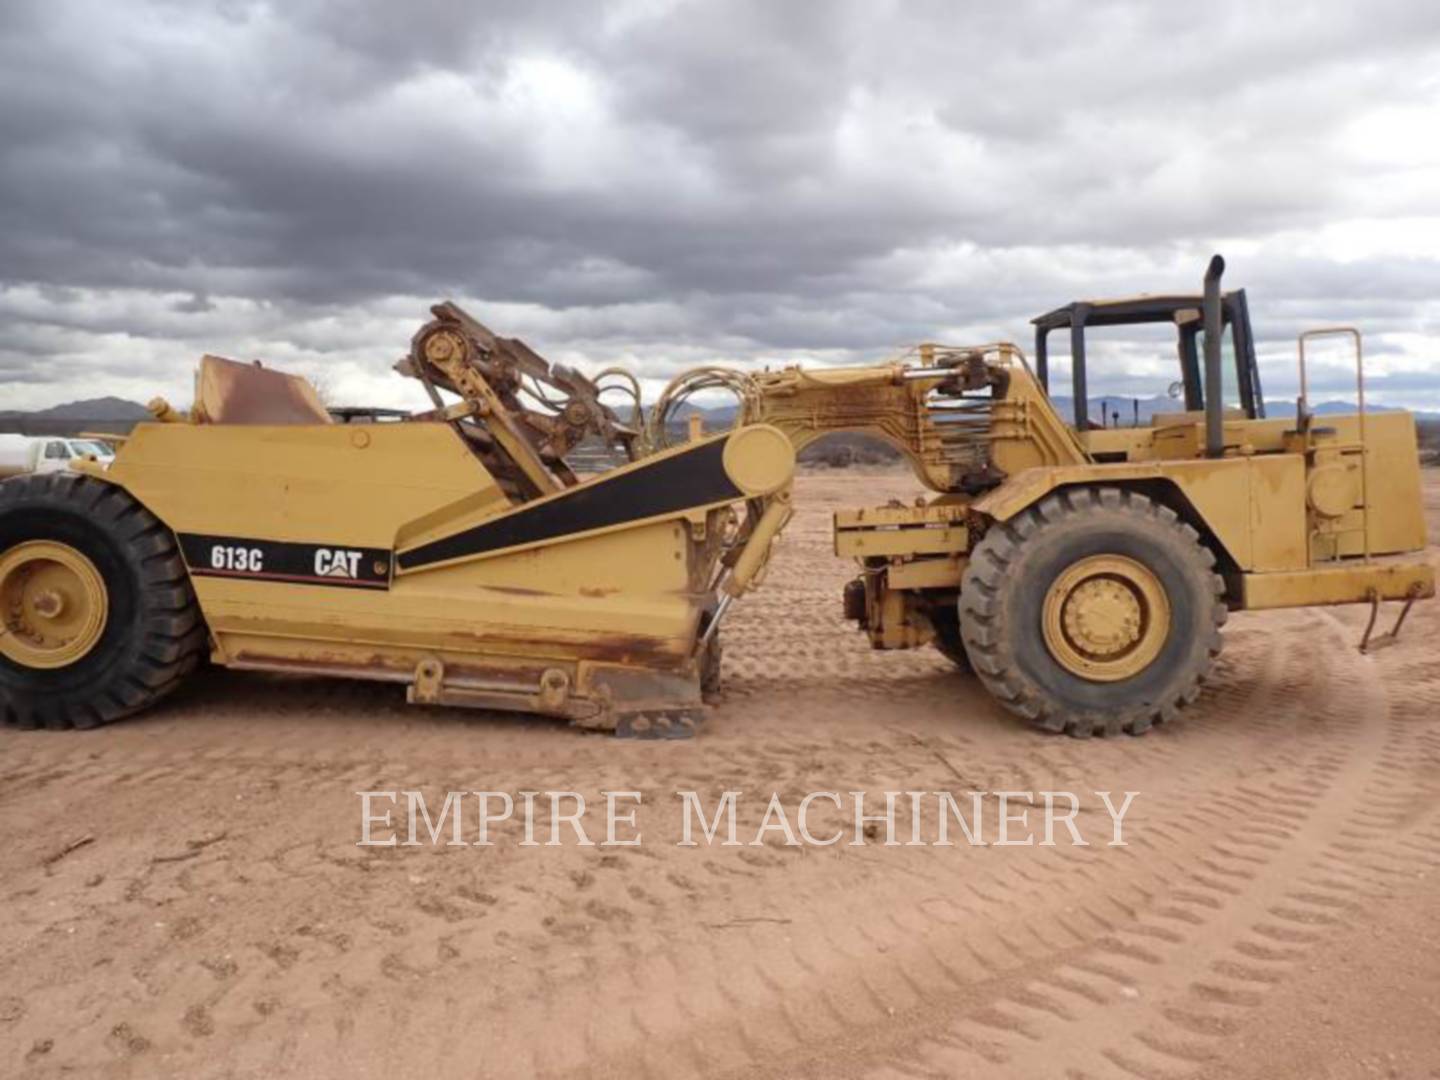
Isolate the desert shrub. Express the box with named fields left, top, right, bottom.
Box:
left=798, top=433, right=901, bottom=469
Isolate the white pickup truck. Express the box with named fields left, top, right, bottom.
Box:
left=0, top=434, right=116, bottom=479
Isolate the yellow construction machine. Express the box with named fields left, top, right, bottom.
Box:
left=0, top=257, right=1431, bottom=736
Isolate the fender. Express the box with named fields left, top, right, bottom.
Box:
left=970, top=456, right=1310, bottom=573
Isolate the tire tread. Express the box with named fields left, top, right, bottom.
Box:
left=959, top=486, right=1225, bottom=738
left=0, top=473, right=206, bottom=730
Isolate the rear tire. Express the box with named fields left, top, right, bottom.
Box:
left=959, top=487, right=1225, bottom=737
left=0, top=473, right=207, bottom=730
left=930, top=606, right=973, bottom=673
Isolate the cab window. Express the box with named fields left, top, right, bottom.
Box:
left=1199, top=326, right=1242, bottom=410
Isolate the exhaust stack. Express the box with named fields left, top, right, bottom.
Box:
left=1203, top=254, right=1225, bottom=459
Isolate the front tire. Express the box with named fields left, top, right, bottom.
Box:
left=0, top=474, right=207, bottom=730
left=959, top=487, right=1225, bottom=737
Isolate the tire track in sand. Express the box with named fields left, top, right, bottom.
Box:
left=828, top=609, right=1435, bottom=1080
left=547, top=613, right=1383, bottom=1078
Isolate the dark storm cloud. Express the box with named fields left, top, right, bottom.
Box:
left=1, top=0, right=1439, bottom=410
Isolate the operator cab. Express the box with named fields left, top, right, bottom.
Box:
left=1031, top=290, right=1266, bottom=460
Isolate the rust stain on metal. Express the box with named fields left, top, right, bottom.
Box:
left=230, top=650, right=408, bottom=674
left=193, top=355, right=332, bottom=425
left=442, top=628, right=683, bottom=668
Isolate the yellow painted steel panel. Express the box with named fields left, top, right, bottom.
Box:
left=109, top=422, right=501, bottom=548
left=1241, top=561, right=1434, bottom=609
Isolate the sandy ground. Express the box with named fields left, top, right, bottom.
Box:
left=2, top=468, right=1439, bottom=1080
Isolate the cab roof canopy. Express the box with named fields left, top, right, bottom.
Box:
left=1032, top=293, right=1228, bottom=330
left=1030, top=289, right=1264, bottom=429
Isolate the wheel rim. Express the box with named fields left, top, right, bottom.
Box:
left=1041, top=554, right=1170, bottom=682
left=0, top=541, right=109, bottom=669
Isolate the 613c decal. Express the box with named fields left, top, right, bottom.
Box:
left=177, top=534, right=391, bottom=590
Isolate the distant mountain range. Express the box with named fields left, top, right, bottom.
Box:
left=692, top=396, right=1440, bottom=426
left=1035, top=395, right=1440, bottom=426
left=1, top=393, right=1435, bottom=432
left=0, top=396, right=152, bottom=422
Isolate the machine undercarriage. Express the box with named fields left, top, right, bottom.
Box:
left=0, top=258, right=1432, bottom=737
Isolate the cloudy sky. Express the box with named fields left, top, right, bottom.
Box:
left=3, top=0, right=1439, bottom=414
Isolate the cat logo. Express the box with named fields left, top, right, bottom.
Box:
left=315, top=547, right=363, bottom=579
